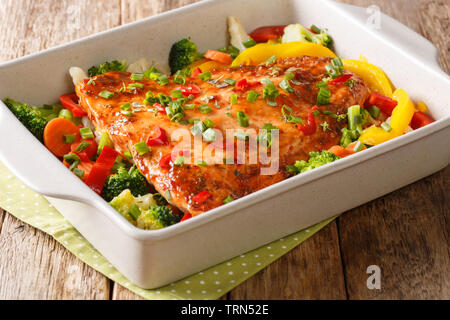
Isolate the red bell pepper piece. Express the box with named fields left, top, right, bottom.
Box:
left=410, top=111, right=434, bottom=130
left=328, top=74, right=353, bottom=86
left=180, top=212, right=192, bottom=222
left=85, top=146, right=118, bottom=194
left=235, top=78, right=260, bottom=91
left=249, top=25, right=286, bottom=42
left=297, top=111, right=317, bottom=135
left=147, top=126, right=169, bottom=146
left=191, top=67, right=202, bottom=79
left=180, top=84, right=201, bottom=97
left=192, top=190, right=212, bottom=203
left=365, top=92, right=398, bottom=116
left=60, top=93, right=87, bottom=117
left=159, top=154, right=172, bottom=169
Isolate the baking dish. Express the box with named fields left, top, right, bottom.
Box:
left=0, top=0, right=449, bottom=289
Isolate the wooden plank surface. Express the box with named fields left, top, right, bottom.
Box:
left=0, top=0, right=121, bottom=300
left=0, top=0, right=448, bottom=300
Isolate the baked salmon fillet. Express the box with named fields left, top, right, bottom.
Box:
left=76, top=56, right=369, bottom=216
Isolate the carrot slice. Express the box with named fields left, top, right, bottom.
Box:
left=204, top=50, right=233, bottom=65
left=44, top=118, right=80, bottom=157
left=328, top=145, right=350, bottom=158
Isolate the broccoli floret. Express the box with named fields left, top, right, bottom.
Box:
left=102, top=165, right=149, bottom=202
left=137, top=205, right=181, bottom=230
left=88, top=60, right=127, bottom=77
left=168, top=38, right=203, bottom=74
left=109, top=189, right=138, bottom=224
left=37, top=104, right=63, bottom=122
left=3, top=98, right=48, bottom=142
left=286, top=150, right=340, bottom=175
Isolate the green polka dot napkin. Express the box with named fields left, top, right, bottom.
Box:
left=0, top=161, right=334, bottom=300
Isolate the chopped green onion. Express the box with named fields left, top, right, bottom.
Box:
left=98, top=132, right=113, bottom=154
left=73, top=168, right=85, bottom=179
left=121, top=102, right=131, bottom=110
left=99, top=91, right=114, bottom=99
left=234, top=131, right=249, bottom=140
left=368, top=105, right=380, bottom=119
left=257, top=123, right=278, bottom=147
left=266, top=99, right=278, bottom=107
left=129, top=204, right=141, bottom=221
left=198, top=105, right=212, bottom=114
left=165, top=189, right=172, bottom=201
left=204, top=118, right=214, bottom=128
left=190, top=121, right=206, bottom=137
left=262, top=80, right=280, bottom=100
left=381, top=122, right=392, bottom=132
left=311, top=24, right=321, bottom=34
left=173, top=70, right=186, bottom=84
left=79, top=127, right=94, bottom=139
left=174, top=156, right=185, bottom=166
left=63, top=153, right=80, bottom=163
left=63, top=153, right=80, bottom=171
left=87, top=78, right=96, bottom=85
left=243, top=38, right=257, bottom=48
left=124, top=150, right=133, bottom=160
left=340, top=128, right=355, bottom=147
left=197, top=160, right=208, bottom=167
left=171, top=89, right=184, bottom=99
left=237, top=111, right=249, bottom=127
left=198, top=71, right=212, bottom=81
left=202, top=128, right=217, bottom=142
left=348, top=105, right=362, bottom=132
left=74, top=141, right=91, bottom=153
left=326, top=57, right=344, bottom=79
left=128, top=82, right=144, bottom=89
left=63, top=134, right=76, bottom=144
left=59, top=109, right=74, bottom=121
left=134, top=141, right=150, bottom=155
left=188, top=118, right=201, bottom=124
left=184, top=104, right=196, bottom=110
left=230, top=93, right=238, bottom=105
left=130, top=73, right=143, bottom=81
left=316, top=81, right=331, bottom=105
left=284, top=72, right=295, bottom=81
left=246, top=90, right=260, bottom=103
left=265, top=55, right=276, bottom=66
left=224, top=78, right=236, bottom=86
left=157, top=74, right=169, bottom=86
left=353, top=141, right=364, bottom=152
left=223, top=195, right=233, bottom=204
left=279, top=79, right=294, bottom=93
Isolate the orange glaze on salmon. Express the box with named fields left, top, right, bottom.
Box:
left=76, top=56, right=369, bottom=216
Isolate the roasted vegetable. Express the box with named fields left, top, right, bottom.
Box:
left=102, top=165, right=149, bottom=202
left=168, top=38, right=203, bottom=74
left=281, top=24, right=332, bottom=48
left=137, top=205, right=181, bottom=230
left=88, top=60, right=127, bottom=77
left=3, top=98, right=49, bottom=142
left=286, top=150, right=340, bottom=174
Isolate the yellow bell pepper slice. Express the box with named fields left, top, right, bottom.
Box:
left=358, top=89, right=415, bottom=145
left=231, top=42, right=336, bottom=67
left=197, top=60, right=229, bottom=72
left=343, top=59, right=394, bottom=97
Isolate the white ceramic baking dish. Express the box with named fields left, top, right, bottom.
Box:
left=0, top=0, right=449, bottom=289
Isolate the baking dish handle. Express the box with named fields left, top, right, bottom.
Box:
left=331, top=1, right=443, bottom=73
left=0, top=103, right=97, bottom=204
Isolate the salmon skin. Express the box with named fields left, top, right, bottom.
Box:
left=76, top=56, right=369, bottom=216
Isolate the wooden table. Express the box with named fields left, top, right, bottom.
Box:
left=0, top=0, right=448, bottom=300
